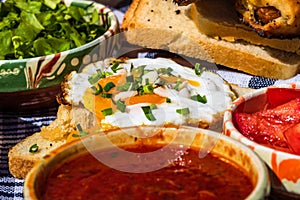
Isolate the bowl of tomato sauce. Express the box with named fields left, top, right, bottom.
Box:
left=223, top=82, right=300, bottom=196
left=24, top=126, right=270, bottom=200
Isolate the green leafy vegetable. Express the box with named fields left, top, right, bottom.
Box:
left=0, top=0, right=108, bottom=59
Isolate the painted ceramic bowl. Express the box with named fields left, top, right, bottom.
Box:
left=0, top=0, right=119, bottom=111
left=24, top=126, right=270, bottom=200
left=223, top=83, right=300, bottom=196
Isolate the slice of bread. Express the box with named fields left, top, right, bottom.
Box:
left=8, top=133, right=66, bottom=179
left=121, top=0, right=300, bottom=79
left=8, top=104, right=97, bottom=179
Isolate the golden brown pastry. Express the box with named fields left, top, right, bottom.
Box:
left=236, top=0, right=300, bottom=37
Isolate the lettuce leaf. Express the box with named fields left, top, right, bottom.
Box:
left=0, top=0, right=108, bottom=59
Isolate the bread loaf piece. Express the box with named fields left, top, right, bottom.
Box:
left=8, top=104, right=97, bottom=179
left=121, top=0, right=300, bottom=79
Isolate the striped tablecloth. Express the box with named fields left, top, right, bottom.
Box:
left=1, top=1, right=300, bottom=199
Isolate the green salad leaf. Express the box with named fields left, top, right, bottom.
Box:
left=0, top=0, right=108, bottom=60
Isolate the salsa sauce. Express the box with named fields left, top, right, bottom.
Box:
left=43, top=145, right=253, bottom=200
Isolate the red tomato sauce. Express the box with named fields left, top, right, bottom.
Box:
left=233, top=88, right=300, bottom=154
left=43, top=145, right=253, bottom=200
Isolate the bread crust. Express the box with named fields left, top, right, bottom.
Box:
left=122, top=0, right=300, bottom=79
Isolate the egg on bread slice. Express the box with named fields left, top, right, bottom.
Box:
left=58, top=57, right=236, bottom=138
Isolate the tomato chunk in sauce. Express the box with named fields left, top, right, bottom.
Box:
left=234, top=88, right=300, bottom=155
left=43, top=145, right=253, bottom=200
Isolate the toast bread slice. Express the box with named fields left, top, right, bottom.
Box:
left=121, top=0, right=300, bottom=79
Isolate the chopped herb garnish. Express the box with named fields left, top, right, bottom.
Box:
left=111, top=61, right=122, bottom=73
left=101, top=108, right=113, bottom=116
left=194, top=63, right=205, bottom=76
left=72, top=124, right=89, bottom=138
left=117, top=82, right=132, bottom=91
left=174, top=78, right=182, bottom=91
left=130, top=63, right=134, bottom=72
left=142, top=106, right=156, bottom=121
left=132, top=65, right=146, bottom=77
left=91, top=83, right=103, bottom=95
left=176, top=108, right=190, bottom=115
left=88, top=69, right=104, bottom=84
left=126, top=75, right=134, bottom=82
left=150, top=104, right=158, bottom=110
left=141, top=84, right=154, bottom=94
left=101, top=93, right=112, bottom=98
left=104, top=82, right=115, bottom=92
left=191, top=94, right=207, bottom=104
left=155, top=80, right=166, bottom=87
left=29, top=144, right=39, bottom=153
left=166, top=98, right=171, bottom=103
left=116, top=100, right=126, bottom=112
left=157, top=67, right=173, bottom=75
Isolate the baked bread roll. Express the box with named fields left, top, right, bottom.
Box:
left=236, top=0, right=300, bottom=37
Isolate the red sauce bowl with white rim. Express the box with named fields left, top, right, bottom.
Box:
left=223, top=82, right=300, bottom=197
left=23, top=126, right=270, bottom=199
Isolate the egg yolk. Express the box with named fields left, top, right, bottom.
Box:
left=188, top=79, right=200, bottom=87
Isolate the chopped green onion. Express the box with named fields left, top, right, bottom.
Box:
left=145, top=78, right=150, bottom=85
left=191, top=94, right=207, bottom=104
left=174, top=78, right=182, bottom=91
left=101, top=108, right=113, bottom=116
left=88, top=69, right=103, bottom=84
left=157, top=67, right=173, bottom=75
left=126, top=75, right=134, bottom=82
left=91, top=83, right=103, bottom=95
left=116, top=100, right=126, bottom=112
left=101, top=93, right=112, bottom=98
left=194, top=63, right=205, bottom=76
left=135, top=77, right=142, bottom=84
left=104, top=82, right=115, bottom=92
left=117, top=82, right=132, bottom=91
left=132, top=65, right=146, bottom=77
left=29, top=144, right=39, bottom=153
left=142, top=84, right=154, bottom=94
left=155, top=80, right=166, bottom=87
left=176, top=108, right=190, bottom=115
left=142, top=106, right=156, bottom=121
left=130, top=63, right=134, bottom=72
left=72, top=124, right=89, bottom=138
left=166, top=98, right=171, bottom=103
left=111, top=61, right=122, bottom=73
left=150, top=104, right=158, bottom=110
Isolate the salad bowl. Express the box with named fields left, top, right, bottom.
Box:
left=0, top=0, right=119, bottom=111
